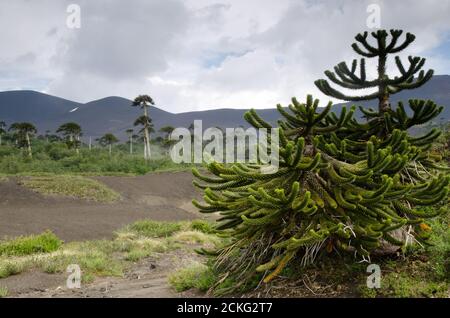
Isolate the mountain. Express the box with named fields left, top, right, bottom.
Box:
left=0, top=75, right=449, bottom=141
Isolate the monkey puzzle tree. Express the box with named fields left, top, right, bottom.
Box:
left=9, top=122, right=37, bottom=158
left=0, top=121, right=6, bottom=146
left=132, top=95, right=154, bottom=160
left=159, top=125, right=176, bottom=155
left=134, top=114, right=154, bottom=159
left=126, top=128, right=134, bottom=154
left=98, top=133, right=119, bottom=155
left=57, top=122, right=82, bottom=154
left=192, top=29, right=449, bottom=291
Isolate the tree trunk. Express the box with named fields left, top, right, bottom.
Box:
left=76, top=135, right=80, bottom=155
left=89, top=136, right=92, bottom=151
left=26, top=132, right=32, bottom=158
left=130, top=135, right=133, bottom=154
left=109, top=144, right=112, bottom=155
left=143, top=106, right=151, bottom=160
left=378, top=54, right=390, bottom=113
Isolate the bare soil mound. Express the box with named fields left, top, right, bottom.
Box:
left=0, top=171, right=202, bottom=242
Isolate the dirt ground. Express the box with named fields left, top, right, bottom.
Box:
left=4, top=249, right=205, bottom=298
left=0, top=171, right=202, bottom=242
left=0, top=171, right=212, bottom=298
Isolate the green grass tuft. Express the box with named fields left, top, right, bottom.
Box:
left=168, top=261, right=216, bottom=292
left=189, top=220, right=215, bottom=234
left=0, top=286, right=8, bottom=298
left=0, top=261, right=25, bottom=278
left=171, top=231, right=222, bottom=247
left=122, top=220, right=182, bottom=238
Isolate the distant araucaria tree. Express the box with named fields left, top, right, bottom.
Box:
left=132, top=95, right=154, bottom=160
left=0, top=121, right=6, bottom=146
left=98, top=133, right=119, bottom=155
left=57, top=122, right=82, bottom=154
left=126, top=128, right=134, bottom=155
left=9, top=122, right=37, bottom=158
left=192, top=29, right=449, bottom=292
left=159, top=125, right=176, bottom=155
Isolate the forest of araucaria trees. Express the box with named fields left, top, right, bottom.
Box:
left=192, top=29, right=450, bottom=293
left=0, top=97, right=182, bottom=175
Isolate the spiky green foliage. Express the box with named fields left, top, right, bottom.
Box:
left=315, top=30, right=433, bottom=112
left=192, top=29, right=449, bottom=289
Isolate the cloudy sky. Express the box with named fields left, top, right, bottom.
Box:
left=0, top=0, right=449, bottom=112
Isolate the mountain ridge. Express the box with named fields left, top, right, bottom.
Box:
left=1, top=75, right=449, bottom=140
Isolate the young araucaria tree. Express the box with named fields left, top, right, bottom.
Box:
left=192, top=29, right=449, bottom=291
left=132, top=95, right=154, bottom=160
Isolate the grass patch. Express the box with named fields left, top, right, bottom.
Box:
left=0, top=286, right=7, bottom=298
left=37, top=240, right=124, bottom=283
left=359, top=212, right=450, bottom=298
left=123, top=238, right=170, bottom=262
left=0, top=220, right=224, bottom=289
left=0, top=261, right=25, bottom=278
left=121, top=220, right=182, bottom=238
left=0, top=231, right=62, bottom=257
left=19, top=175, right=120, bottom=202
left=0, top=174, right=7, bottom=182
left=35, top=235, right=174, bottom=282
left=171, top=231, right=222, bottom=247
left=169, top=261, right=216, bottom=292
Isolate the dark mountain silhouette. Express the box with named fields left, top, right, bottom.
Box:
left=0, top=75, right=449, bottom=141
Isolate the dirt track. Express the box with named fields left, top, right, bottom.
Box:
left=0, top=171, right=202, bottom=241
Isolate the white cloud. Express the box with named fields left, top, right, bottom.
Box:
left=0, top=0, right=449, bottom=111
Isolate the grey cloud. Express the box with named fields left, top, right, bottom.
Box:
left=0, top=0, right=449, bottom=111
left=62, top=0, right=189, bottom=79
